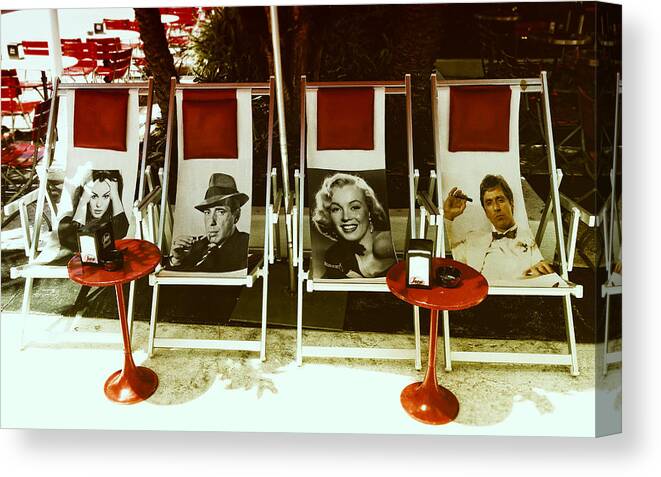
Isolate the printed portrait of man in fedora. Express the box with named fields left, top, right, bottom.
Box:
left=168, top=173, right=250, bottom=273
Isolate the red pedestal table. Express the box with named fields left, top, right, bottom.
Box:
left=67, top=239, right=162, bottom=404
left=386, top=258, right=488, bottom=425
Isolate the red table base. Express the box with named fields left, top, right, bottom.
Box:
left=103, top=283, right=159, bottom=404
left=387, top=260, right=488, bottom=425
left=400, top=381, right=459, bottom=425
left=68, top=240, right=162, bottom=404
left=400, top=309, right=459, bottom=425
left=104, top=366, right=159, bottom=405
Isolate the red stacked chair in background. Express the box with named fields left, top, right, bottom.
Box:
left=88, top=36, right=121, bottom=61
left=103, top=18, right=139, bottom=31
left=103, top=18, right=141, bottom=49
left=1, top=69, right=41, bottom=131
left=15, top=41, right=52, bottom=96
left=95, top=47, right=133, bottom=82
left=1, top=97, right=51, bottom=206
left=20, top=40, right=49, bottom=56
left=160, top=7, right=199, bottom=49
left=61, top=39, right=97, bottom=81
left=86, top=37, right=128, bottom=82
left=102, top=19, right=143, bottom=76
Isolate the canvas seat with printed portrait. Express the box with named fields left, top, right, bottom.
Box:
left=425, top=72, right=583, bottom=375
left=145, top=78, right=280, bottom=361
left=6, top=78, right=156, bottom=347
left=293, top=76, right=422, bottom=368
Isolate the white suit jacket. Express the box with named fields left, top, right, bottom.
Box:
left=449, top=223, right=544, bottom=281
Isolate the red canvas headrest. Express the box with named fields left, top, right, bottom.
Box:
left=182, top=89, right=238, bottom=159
left=317, top=87, right=374, bottom=150
left=73, top=89, right=129, bottom=151
left=449, top=86, right=511, bottom=152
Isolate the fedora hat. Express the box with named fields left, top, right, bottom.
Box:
left=195, top=173, right=249, bottom=212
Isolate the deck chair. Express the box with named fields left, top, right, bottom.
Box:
left=293, top=75, right=422, bottom=368
left=7, top=78, right=156, bottom=347
left=146, top=77, right=279, bottom=361
left=1, top=97, right=51, bottom=208
left=602, top=74, right=622, bottom=375
left=552, top=81, right=612, bottom=271
left=1, top=69, right=41, bottom=131
left=426, top=72, right=583, bottom=375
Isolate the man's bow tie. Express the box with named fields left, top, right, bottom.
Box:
left=492, top=229, right=517, bottom=240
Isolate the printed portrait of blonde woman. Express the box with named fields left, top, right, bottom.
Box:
left=312, top=172, right=396, bottom=279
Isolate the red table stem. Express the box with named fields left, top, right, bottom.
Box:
left=67, top=239, right=162, bottom=404
left=103, top=283, right=159, bottom=404
left=116, top=283, right=137, bottom=379
left=387, top=259, right=487, bottom=425
left=422, top=310, right=439, bottom=391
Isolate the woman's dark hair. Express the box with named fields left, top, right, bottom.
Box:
left=479, top=174, right=514, bottom=211
left=71, top=169, right=124, bottom=222
left=312, top=172, right=389, bottom=241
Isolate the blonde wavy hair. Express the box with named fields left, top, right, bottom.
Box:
left=312, top=172, right=388, bottom=241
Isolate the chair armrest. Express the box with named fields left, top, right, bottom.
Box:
left=272, top=189, right=283, bottom=220
left=293, top=169, right=301, bottom=208
left=559, top=193, right=596, bottom=227
left=416, top=190, right=439, bottom=216
left=3, top=189, right=39, bottom=216
left=565, top=206, right=580, bottom=272
left=135, top=185, right=162, bottom=212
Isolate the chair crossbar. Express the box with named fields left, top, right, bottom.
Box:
left=175, top=82, right=270, bottom=93
left=488, top=284, right=582, bottom=298
left=151, top=263, right=263, bottom=287
left=302, top=346, right=418, bottom=360
left=605, top=351, right=622, bottom=365
left=307, top=279, right=389, bottom=293
left=435, top=77, right=542, bottom=90
left=10, top=264, right=70, bottom=279
left=449, top=351, right=573, bottom=366
left=153, top=338, right=261, bottom=353
left=56, top=82, right=152, bottom=93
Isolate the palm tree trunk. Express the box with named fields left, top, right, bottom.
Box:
left=134, top=8, right=178, bottom=115
left=391, top=5, right=444, bottom=170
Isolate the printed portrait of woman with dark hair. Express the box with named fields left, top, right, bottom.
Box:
left=311, top=171, right=396, bottom=279
left=57, top=169, right=129, bottom=252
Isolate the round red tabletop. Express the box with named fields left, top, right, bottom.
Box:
left=386, top=258, right=488, bottom=311
left=67, top=239, right=161, bottom=287
left=67, top=239, right=161, bottom=404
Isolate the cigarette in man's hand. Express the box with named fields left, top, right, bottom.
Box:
left=453, top=192, right=473, bottom=202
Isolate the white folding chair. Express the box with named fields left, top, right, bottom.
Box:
left=6, top=77, right=155, bottom=347
left=146, top=78, right=279, bottom=361
left=602, top=73, right=622, bottom=375
left=293, top=75, right=422, bottom=368
left=425, top=72, right=583, bottom=375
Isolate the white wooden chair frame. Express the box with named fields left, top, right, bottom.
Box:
left=293, top=75, right=422, bottom=368
left=424, top=72, right=583, bottom=375
left=5, top=77, right=156, bottom=348
left=601, top=74, right=622, bottom=375
left=146, top=78, right=280, bottom=362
